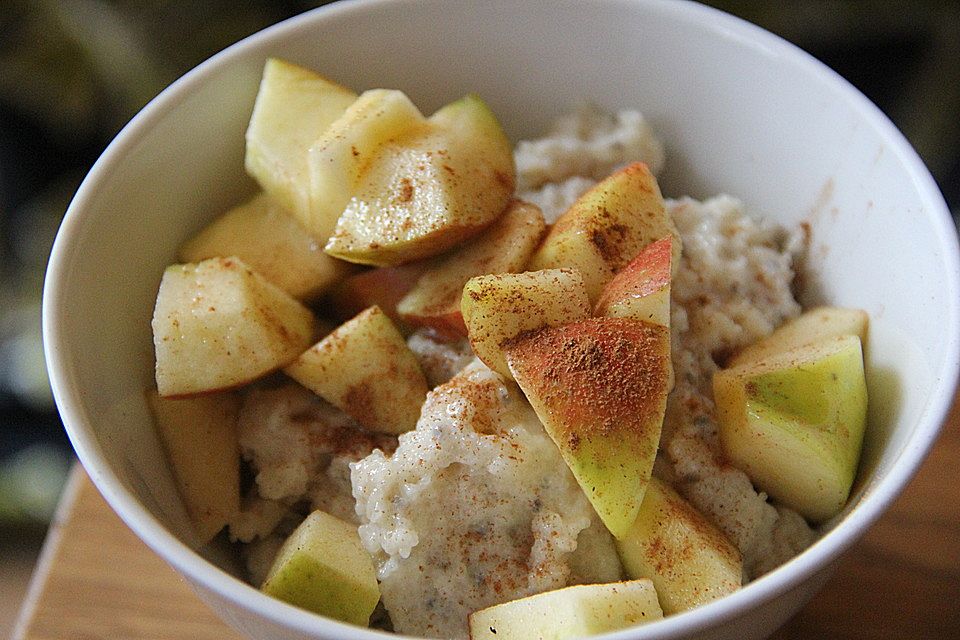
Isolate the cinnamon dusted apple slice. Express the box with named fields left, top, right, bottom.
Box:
left=307, top=88, right=426, bottom=241
left=461, top=268, right=591, bottom=379
left=615, top=477, right=742, bottom=614
left=397, top=200, right=546, bottom=337
left=324, top=94, right=515, bottom=265
left=284, top=306, right=428, bottom=434
left=245, top=58, right=357, bottom=225
left=528, top=162, right=681, bottom=303
left=595, top=235, right=673, bottom=327
left=506, top=318, right=670, bottom=538
left=178, top=192, right=354, bottom=301
left=152, top=257, right=317, bottom=397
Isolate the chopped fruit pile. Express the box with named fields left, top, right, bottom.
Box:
left=145, top=58, right=870, bottom=638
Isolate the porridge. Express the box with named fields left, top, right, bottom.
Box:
left=148, top=59, right=867, bottom=640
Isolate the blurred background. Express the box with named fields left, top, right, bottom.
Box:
left=0, top=0, right=957, bottom=634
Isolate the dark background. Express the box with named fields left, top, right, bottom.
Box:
left=0, top=0, right=957, bottom=630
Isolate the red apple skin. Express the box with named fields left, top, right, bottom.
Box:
left=595, top=235, right=672, bottom=316
left=324, top=261, right=429, bottom=330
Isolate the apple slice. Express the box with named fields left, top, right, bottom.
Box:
left=147, top=390, right=240, bottom=544
left=713, top=334, right=868, bottom=522
left=152, top=257, right=317, bottom=397
left=306, top=88, right=426, bottom=242
left=729, top=306, right=869, bottom=367
left=468, top=580, right=662, bottom=640
left=461, top=268, right=591, bottom=379
left=615, top=477, right=741, bottom=614
left=283, top=306, right=428, bottom=434
left=506, top=318, right=670, bottom=538
left=324, top=94, right=515, bottom=266
left=397, top=199, right=546, bottom=337
left=261, top=509, right=380, bottom=626
left=528, top=162, right=681, bottom=303
left=595, top=235, right=674, bottom=392
left=178, top=192, right=353, bottom=301
left=324, top=261, right=430, bottom=331
left=245, top=58, right=357, bottom=225
left=594, top=235, right=672, bottom=327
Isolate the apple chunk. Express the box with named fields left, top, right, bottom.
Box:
left=713, top=334, right=868, bottom=522
left=594, top=235, right=673, bottom=327
left=261, top=509, right=380, bottom=626
left=729, top=306, right=869, bottom=367
left=468, top=580, right=662, bottom=640
left=307, top=88, right=426, bottom=241
left=178, top=192, right=353, bottom=301
left=528, top=162, right=681, bottom=303
left=325, top=261, right=429, bottom=331
left=284, top=306, right=428, bottom=434
left=397, top=200, right=546, bottom=337
left=507, top=318, right=671, bottom=538
left=324, top=94, right=515, bottom=265
left=245, top=58, right=356, bottom=225
left=152, top=257, right=317, bottom=397
left=461, top=268, right=591, bottom=379
left=147, top=390, right=240, bottom=544
left=615, top=477, right=741, bottom=614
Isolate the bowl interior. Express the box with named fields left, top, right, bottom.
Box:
left=44, top=0, right=959, bottom=638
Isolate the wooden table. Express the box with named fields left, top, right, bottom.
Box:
left=13, top=394, right=960, bottom=640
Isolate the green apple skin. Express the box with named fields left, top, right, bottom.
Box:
left=468, top=580, right=663, bottom=640
left=713, top=334, right=868, bottom=522
left=261, top=510, right=380, bottom=626
left=615, top=477, right=741, bottom=614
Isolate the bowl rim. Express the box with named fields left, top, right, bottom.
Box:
left=43, top=0, right=960, bottom=638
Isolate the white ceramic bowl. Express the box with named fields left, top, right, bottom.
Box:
left=43, top=1, right=960, bottom=639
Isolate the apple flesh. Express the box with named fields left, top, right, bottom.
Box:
left=615, top=477, right=741, bottom=614
left=713, top=334, right=868, bottom=522
left=594, top=235, right=672, bottom=327
left=152, top=257, right=317, bottom=397
left=461, top=268, right=591, bottom=379
left=178, top=192, right=353, bottom=301
left=468, top=580, right=663, bottom=640
left=324, top=94, right=515, bottom=266
left=307, top=88, right=426, bottom=242
left=284, top=305, right=428, bottom=434
left=528, top=162, right=681, bottom=303
left=729, top=306, right=868, bottom=367
left=397, top=199, right=546, bottom=337
left=506, top=318, right=670, bottom=538
left=245, top=58, right=356, bottom=226
left=261, top=509, right=380, bottom=626
left=147, top=390, right=240, bottom=544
